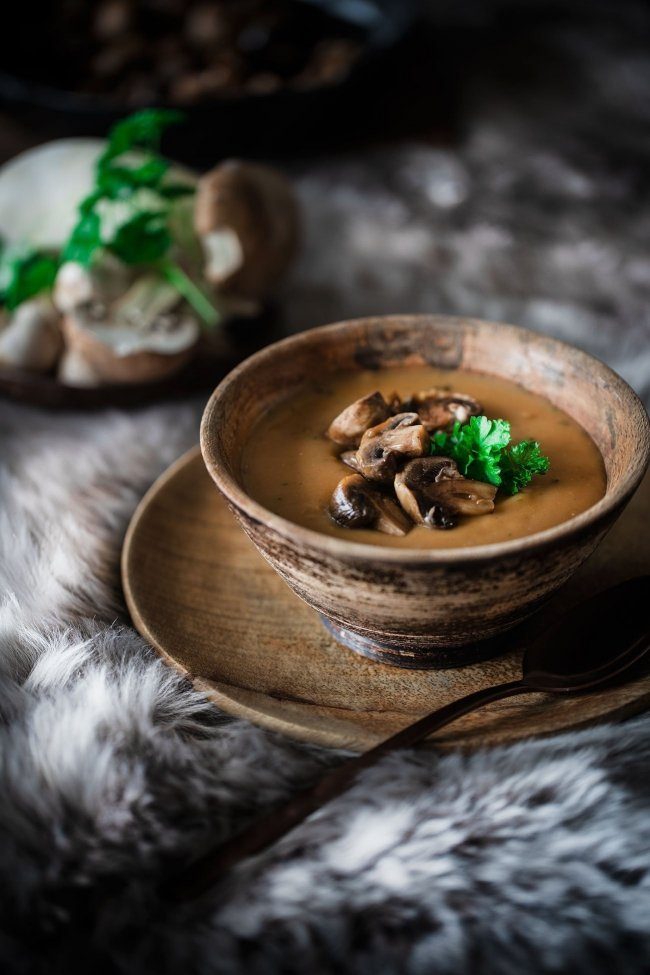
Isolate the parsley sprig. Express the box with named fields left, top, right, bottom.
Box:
left=432, top=415, right=550, bottom=495
left=0, top=244, right=59, bottom=311
left=64, top=109, right=219, bottom=328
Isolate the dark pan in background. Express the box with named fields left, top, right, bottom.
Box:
left=0, top=0, right=427, bottom=166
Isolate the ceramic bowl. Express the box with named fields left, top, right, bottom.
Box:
left=201, top=315, right=650, bottom=668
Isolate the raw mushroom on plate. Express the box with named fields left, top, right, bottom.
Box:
left=195, top=160, right=300, bottom=306
left=0, top=123, right=301, bottom=388
left=0, top=297, right=63, bottom=372
left=56, top=269, right=200, bottom=385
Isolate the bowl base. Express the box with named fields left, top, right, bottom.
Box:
left=319, top=615, right=515, bottom=670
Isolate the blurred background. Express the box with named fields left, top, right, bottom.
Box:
left=0, top=0, right=648, bottom=400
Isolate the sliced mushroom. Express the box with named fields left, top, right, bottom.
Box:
left=195, top=160, right=299, bottom=302
left=326, top=391, right=392, bottom=448
left=329, top=474, right=412, bottom=536
left=340, top=450, right=362, bottom=473
left=54, top=256, right=133, bottom=315
left=0, top=297, right=63, bottom=372
left=356, top=413, right=430, bottom=483
left=387, top=389, right=402, bottom=413
left=60, top=273, right=200, bottom=385
left=400, top=388, right=481, bottom=432
left=395, top=456, right=497, bottom=530
left=57, top=346, right=103, bottom=386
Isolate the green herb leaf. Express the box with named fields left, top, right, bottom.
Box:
left=157, top=183, right=196, bottom=200
left=432, top=415, right=550, bottom=494
left=62, top=109, right=219, bottom=328
left=0, top=244, right=59, bottom=310
left=500, top=439, right=551, bottom=494
left=161, top=261, right=220, bottom=329
left=98, top=109, right=185, bottom=170
left=95, top=162, right=167, bottom=199
left=63, top=210, right=102, bottom=265
left=66, top=109, right=185, bottom=269
left=433, top=415, right=510, bottom=486
left=109, top=211, right=171, bottom=264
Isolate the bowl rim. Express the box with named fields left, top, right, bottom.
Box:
left=200, top=314, right=650, bottom=565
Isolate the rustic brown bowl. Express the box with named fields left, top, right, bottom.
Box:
left=200, top=315, right=650, bottom=669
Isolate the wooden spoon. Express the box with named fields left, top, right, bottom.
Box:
left=170, top=576, right=650, bottom=901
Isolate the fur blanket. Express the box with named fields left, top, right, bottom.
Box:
left=1, top=4, right=649, bottom=972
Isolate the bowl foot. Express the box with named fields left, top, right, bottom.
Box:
left=319, top=616, right=513, bottom=670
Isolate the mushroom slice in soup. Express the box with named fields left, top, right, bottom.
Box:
left=356, top=413, right=430, bottom=484
left=401, top=389, right=481, bottom=432
left=326, top=391, right=392, bottom=448
left=387, top=390, right=403, bottom=413
left=395, top=456, right=496, bottom=530
left=340, top=450, right=362, bottom=473
left=329, top=474, right=412, bottom=536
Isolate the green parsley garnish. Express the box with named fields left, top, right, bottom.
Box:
left=0, top=243, right=59, bottom=311
left=499, top=438, right=552, bottom=494
left=432, top=415, right=550, bottom=495
left=63, top=109, right=219, bottom=329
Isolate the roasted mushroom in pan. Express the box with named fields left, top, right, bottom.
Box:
left=329, top=474, right=412, bottom=536
left=395, top=456, right=496, bottom=530
left=355, top=413, right=430, bottom=483
left=326, top=391, right=392, bottom=448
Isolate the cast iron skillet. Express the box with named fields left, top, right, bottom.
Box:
left=0, top=0, right=420, bottom=163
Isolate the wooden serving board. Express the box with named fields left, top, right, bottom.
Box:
left=0, top=313, right=277, bottom=409
left=0, top=358, right=223, bottom=410
left=122, top=449, right=650, bottom=751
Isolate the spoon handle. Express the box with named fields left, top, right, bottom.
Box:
left=172, top=678, right=530, bottom=901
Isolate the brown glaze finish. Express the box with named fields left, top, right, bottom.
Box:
left=200, top=315, right=650, bottom=666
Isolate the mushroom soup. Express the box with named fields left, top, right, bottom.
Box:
left=241, top=365, right=606, bottom=549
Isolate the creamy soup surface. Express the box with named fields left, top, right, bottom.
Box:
left=241, top=366, right=607, bottom=549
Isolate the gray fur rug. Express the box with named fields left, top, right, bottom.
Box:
left=1, top=4, right=650, bottom=972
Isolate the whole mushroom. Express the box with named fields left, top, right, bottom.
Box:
left=194, top=160, right=299, bottom=303
left=329, top=474, right=412, bottom=536
left=395, top=456, right=497, bottom=530
left=0, top=138, right=196, bottom=250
